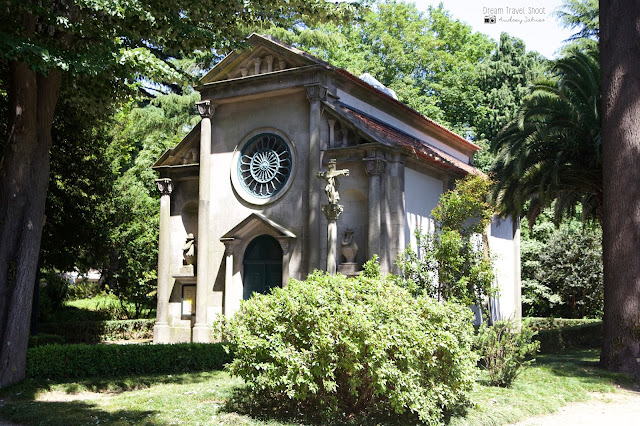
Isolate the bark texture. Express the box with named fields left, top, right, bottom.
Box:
left=0, top=55, right=61, bottom=386
left=600, top=0, right=640, bottom=374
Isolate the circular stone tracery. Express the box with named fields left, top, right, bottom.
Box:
left=238, top=133, right=292, bottom=199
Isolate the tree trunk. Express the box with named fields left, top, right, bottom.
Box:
left=0, top=57, right=61, bottom=387
left=600, top=0, right=640, bottom=374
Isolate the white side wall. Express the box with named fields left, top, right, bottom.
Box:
left=489, top=216, right=521, bottom=321
left=404, top=167, right=443, bottom=248
left=336, top=89, right=470, bottom=163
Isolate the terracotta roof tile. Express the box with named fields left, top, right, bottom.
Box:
left=338, top=104, right=484, bottom=176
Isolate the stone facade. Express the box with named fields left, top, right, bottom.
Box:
left=152, top=34, right=521, bottom=343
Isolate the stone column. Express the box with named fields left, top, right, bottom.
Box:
left=193, top=100, right=214, bottom=342
left=305, top=83, right=327, bottom=273
left=321, top=204, right=343, bottom=274
left=154, top=178, right=173, bottom=344
left=364, top=153, right=385, bottom=261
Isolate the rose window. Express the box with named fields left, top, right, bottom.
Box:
left=237, top=133, right=292, bottom=198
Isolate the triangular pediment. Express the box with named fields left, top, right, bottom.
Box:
left=200, top=33, right=324, bottom=84
left=221, top=213, right=296, bottom=241
left=152, top=122, right=200, bottom=169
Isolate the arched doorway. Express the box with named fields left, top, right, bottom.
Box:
left=243, top=234, right=283, bottom=300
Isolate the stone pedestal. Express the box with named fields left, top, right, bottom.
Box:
left=321, top=203, right=343, bottom=275
left=337, top=263, right=360, bottom=277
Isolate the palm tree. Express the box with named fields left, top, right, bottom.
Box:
left=490, top=47, right=601, bottom=225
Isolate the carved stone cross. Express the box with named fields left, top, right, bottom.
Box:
left=317, top=159, right=349, bottom=205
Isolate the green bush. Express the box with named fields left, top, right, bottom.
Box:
left=28, top=333, right=66, bottom=348
left=39, top=319, right=155, bottom=343
left=67, top=279, right=102, bottom=300
left=535, top=322, right=602, bottom=353
left=217, top=271, right=477, bottom=424
left=521, top=212, right=603, bottom=318
left=476, top=319, right=540, bottom=387
left=26, top=343, right=232, bottom=379
left=526, top=317, right=601, bottom=330
left=38, top=271, right=70, bottom=321
left=396, top=175, right=496, bottom=309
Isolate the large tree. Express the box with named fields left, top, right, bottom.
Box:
left=491, top=48, right=601, bottom=225
left=0, top=0, right=358, bottom=388
left=599, top=0, right=640, bottom=374
left=472, top=33, right=546, bottom=171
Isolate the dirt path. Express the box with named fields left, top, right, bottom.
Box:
left=512, top=389, right=640, bottom=425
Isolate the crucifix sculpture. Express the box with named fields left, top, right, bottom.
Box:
left=317, top=159, right=349, bottom=274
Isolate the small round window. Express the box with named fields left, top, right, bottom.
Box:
left=237, top=133, right=293, bottom=200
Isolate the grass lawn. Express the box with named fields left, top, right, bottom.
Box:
left=0, top=348, right=636, bottom=425
left=44, top=294, right=155, bottom=323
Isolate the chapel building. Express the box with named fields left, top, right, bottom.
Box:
left=152, top=34, right=521, bottom=343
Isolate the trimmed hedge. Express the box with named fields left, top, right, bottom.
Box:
left=39, top=319, right=155, bottom=343
left=28, top=333, right=66, bottom=347
left=526, top=317, right=601, bottom=331
left=26, top=343, right=232, bottom=379
left=535, top=322, right=603, bottom=353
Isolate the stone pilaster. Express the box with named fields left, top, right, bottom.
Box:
left=222, top=238, right=241, bottom=317
left=328, top=119, right=336, bottom=148
left=276, top=237, right=292, bottom=287
left=265, top=55, right=274, bottom=73
left=154, top=178, right=173, bottom=344
left=193, top=100, right=214, bottom=342
left=305, top=83, right=327, bottom=274
left=386, top=154, right=405, bottom=273
left=364, top=153, right=385, bottom=262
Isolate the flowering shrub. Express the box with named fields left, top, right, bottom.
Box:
left=217, top=270, right=477, bottom=424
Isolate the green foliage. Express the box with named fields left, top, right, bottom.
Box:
left=27, top=333, right=66, bottom=348
left=491, top=47, right=601, bottom=225
left=534, top=321, right=602, bottom=353
left=397, top=175, right=495, bottom=308
left=555, top=0, right=599, bottom=42
left=520, top=210, right=603, bottom=318
left=39, top=319, right=155, bottom=344
left=264, top=1, right=495, bottom=136
left=0, top=0, right=359, bottom=84
left=473, top=33, right=547, bottom=171
left=361, top=254, right=381, bottom=278
left=526, top=317, right=601, bottom=330
left=37, top=272, right=70, bottom=321
left=476, top=319, right=540, bottom=387
left=67, top=279, right=102, bottom=300
left=217, top=271, right=477, bottom=424
left=26, top=343, right=232, bottom=379
left=433, top=175, right=495, bottom=235
left=96, top=91, right=202, bottom=318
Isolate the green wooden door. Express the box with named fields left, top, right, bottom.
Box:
left=243, top=235, right=283, bottom=300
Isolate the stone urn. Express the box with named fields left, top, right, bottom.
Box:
left=183, top=233, right=196, bottom=265
left=341, top=228, right=358, bottom=263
